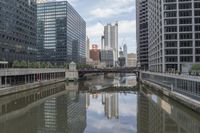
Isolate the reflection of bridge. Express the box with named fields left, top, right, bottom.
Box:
left=78, top=67, right=140, bottom=79
left=80, top=86, right=138, bottom=93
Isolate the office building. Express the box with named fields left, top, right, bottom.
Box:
left=86, top=37, right=90, bottom=63
left=102, top=23, right=118, bottom=66
left=0, top=0, right=37, bottom=64
left=100, top=50, right=114, bottom=67
left=118, top=47, right=126, bottom=67
left=90, top=44, right=100, bottom=61
left=123, top=44, right=128, bottom=66
left=147, top=0, right=200, bottom=72
left=136, top=0, right=149, bottom=70
left=127, top=53, right=137, bottom=67
left=37, top=1, right=86, bottom=65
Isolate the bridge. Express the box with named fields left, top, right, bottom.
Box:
left=78, top=67, right=140, bottom=79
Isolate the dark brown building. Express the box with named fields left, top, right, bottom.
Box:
left=90, top=44, right=100, bottom=61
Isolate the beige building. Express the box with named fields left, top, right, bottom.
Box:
left=127, top=53, right=137, bottom=67
left=36, top=0, right=46, bottom=3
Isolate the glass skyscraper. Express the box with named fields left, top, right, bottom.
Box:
left=37, top=1, right=86, bottom=65
left=0, top=0, right=37, bottom=64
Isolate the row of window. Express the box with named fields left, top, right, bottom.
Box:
left=164, top=10, right=200, bottom=17
left=165, top=41, right=200, bottom=47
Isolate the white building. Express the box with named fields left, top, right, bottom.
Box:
left=103, top=23, right=118, bottom=67
left=86, top=37, right=90, bottom=63
left=123, top=44, right=128, bottom=66
left=147, top=0, right=200, bottom=73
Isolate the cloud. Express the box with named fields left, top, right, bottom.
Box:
left=90, top=0, right=134, bottom=18
left=87, top=23, right=104, bottom=37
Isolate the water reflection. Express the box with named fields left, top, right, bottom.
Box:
left=0, top=76, right=199, bottom=133
left=138, top=86, right=200, bottom=133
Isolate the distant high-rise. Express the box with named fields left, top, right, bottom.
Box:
left=103, top=23, right=118, bottom=67
left=0, top=0, right=37, bottom=64
left=90, top=44, right=100, bottom=62
left=86, top=37, right=90, bottom=63
left=136, top=0, right=149, bottom=70
left=123, top=44, right=128, bottom=66
left=100, top=50, right=114, bottom=67
left=36, top=0, right=46, bottom=3
left=127, top=53, right=137, bottom=67
left=37, top=1, right=86, bottom=65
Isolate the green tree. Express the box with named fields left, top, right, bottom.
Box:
left=12, top=60, right=21, bottom=68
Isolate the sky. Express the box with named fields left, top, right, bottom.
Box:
left=48, top=0, right=136, bottom=53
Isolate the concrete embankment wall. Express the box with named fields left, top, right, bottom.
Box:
left=0, top=69, right=80, bottom=96
left=0, top=79, right=66, bottom=97
left=140, top=71, right=200, bottom=113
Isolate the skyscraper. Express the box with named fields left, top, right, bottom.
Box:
left=148, top=0, right=200, bottom=72
left=103, top=23, right=118, bottom=67
left=137, top=0, right=200, bottom=72
left=136, top=0, right=149, bottom=70
left=37, top=1, right=86, bottom=65
left=123, top=44, right=128, bottom=66
left=86, top=37, right=90, bottom=63
left=0, top=0, right=37, bottom=64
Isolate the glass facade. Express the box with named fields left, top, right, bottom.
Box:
left=37, top=1, right=86, bottom=65
left=0, top=0, right=37, bottom=64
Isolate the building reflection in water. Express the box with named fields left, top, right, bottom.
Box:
left=137, top=87, right=200, bottom=133
left=0, top=82, right=87, bottom=133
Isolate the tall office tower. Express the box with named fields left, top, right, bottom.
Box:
left=148, top=0, right=200, bottom=72
left=37, top=1, right=86, bottom=65
left=0, top=0, right=37, bottom=64
left=86, top=37, right=90, bottom=63
left=136, top=0, right=149, bottom=70
left=123, top=44, right=128, bottom=66
left=103, top=23, right=118, bottom=66
left=100, top=50, right=114, bottom=67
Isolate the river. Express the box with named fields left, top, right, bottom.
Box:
left=0, top=75, right=199, bottom=133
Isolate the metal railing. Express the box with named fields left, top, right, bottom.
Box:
left=141, top=71, right=200, bottom=100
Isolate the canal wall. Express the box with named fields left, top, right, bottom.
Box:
left=0, top=68, right=79, bottom=96
left=140, top=71, right=200, bottom=113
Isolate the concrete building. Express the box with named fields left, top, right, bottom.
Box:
left=90, top=44, right=100, bottom=62
left=118, top=47, right=126, bottom=67
left=37, top=1, right=86, bottom=65
left=147, top=0, right=200, bottom=72
left=100, top=50, right=114, bottom=68
left=0, top=0, right=37, bottom=65
left=123, top=44, right=128, bottom=66
left=103, top=23, right=118, bottom=66
left=136, top=0, right=149, bottom=70
left=86, top=37, right=90, bottom=63
left=127, top=53, right=137, bottom=67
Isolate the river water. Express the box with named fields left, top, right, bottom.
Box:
left=0, top=75, right=199, bottom=133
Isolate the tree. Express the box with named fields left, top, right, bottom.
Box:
left=20, top=61, right=27, bottom=68
left=191, top=65, right=200, bottom=70
left=12, top=61, right=21, bottom=68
